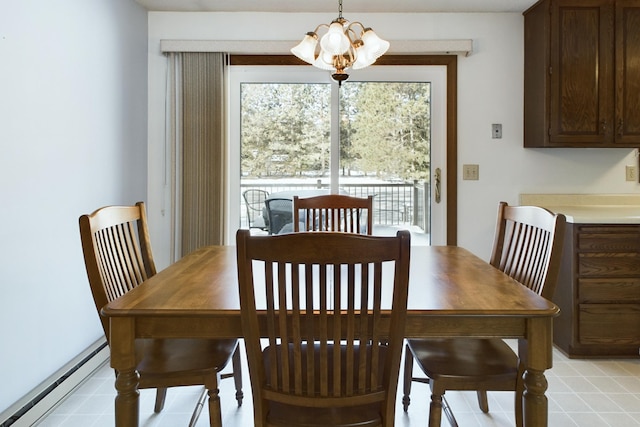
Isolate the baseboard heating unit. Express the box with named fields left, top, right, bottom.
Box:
left=0, top=339, right=109, bottom=427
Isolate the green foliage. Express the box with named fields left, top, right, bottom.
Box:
left=241, top=83, right=330, bottom=177
left=241, top=81, right=431, bottom=181
left=341, top=82, right=431, bottom=181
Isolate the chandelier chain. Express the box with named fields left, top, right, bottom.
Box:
left=338, top=0, right=343, bottom=19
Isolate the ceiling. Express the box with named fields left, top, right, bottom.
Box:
left=134, top=0, right=538, bottom=14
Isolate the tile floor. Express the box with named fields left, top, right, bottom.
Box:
left=34, top=341, right=640, bottom=427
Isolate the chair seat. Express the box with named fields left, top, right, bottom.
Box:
left=267, top=402, right=382, bottom=427
left=136, top=338, right=238, bottom=386
left=406, top=338, right=518, bottom=382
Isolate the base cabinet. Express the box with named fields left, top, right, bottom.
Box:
left=554, top=223, right=640, bottom=357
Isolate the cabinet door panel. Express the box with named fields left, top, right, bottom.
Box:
left=550, top=0, right=614, bottom=145
left=616, top=2, right=640, bottom=143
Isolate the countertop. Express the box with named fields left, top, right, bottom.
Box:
left=519, top=194, right=640, bottom=224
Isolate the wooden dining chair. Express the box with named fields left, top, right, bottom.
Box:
left=402, top=201, right=566, bottom=427
left=236, top=228, right=411, bottom=427
left=293, top=194, right=374, bottom=234
left=79, top=202, right=243, bottom=427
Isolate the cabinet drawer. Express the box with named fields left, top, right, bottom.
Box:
left=579, top=304, right=640, bottom=345
left=577, top=228, right=640, bottom=252
left=578, top=278, right=640, bottom=303
left=578, top=253, right=640, bottom=276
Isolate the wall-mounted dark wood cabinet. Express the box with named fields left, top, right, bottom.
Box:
left=524, top=0, right=640, bottom=148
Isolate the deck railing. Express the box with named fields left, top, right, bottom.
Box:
left=240, top=180, right=429, bottom=231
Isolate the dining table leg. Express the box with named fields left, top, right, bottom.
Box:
left=522, top=317, right=554, bottom=427
left=110, top=317, right=140, bottom=427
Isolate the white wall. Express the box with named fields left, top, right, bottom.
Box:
left=0, top=0, right=148, bottom=415
left=146, top=11, right=640, bottom=266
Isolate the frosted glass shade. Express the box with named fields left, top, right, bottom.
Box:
left=320, top=22, right=350, bottom=55
left=314, top=50, right=337, bottom=70
left=352, top=45, right=376, bottom=70
left=361, top=29, right=390, bottom=60
left=291, top=33, right=318, bottom=64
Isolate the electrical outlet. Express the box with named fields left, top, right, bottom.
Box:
left=626, top=165, right=637, bottom=182
left=463, top=164, right=479, bottom=180
left=492, top=124, right=502, bottom=139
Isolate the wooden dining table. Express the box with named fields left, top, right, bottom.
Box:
left=102, top=244, right=559, bottom=427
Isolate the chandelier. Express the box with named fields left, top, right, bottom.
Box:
left=290, top=0, right=390, bottom=85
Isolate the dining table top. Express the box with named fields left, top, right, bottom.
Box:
left=103, top=244, right=559, bottom=320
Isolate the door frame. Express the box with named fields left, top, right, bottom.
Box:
left=230, top=55, right=458, bottom=245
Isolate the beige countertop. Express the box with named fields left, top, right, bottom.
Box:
left=519, top=194, right=640, bottom=224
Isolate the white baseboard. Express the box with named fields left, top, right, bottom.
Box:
left=0, top=338, right=109, bottom=427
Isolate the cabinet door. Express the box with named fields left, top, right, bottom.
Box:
left=615, top=1, right=640, bottom=144
left=549, top=0, right=615, bottom=145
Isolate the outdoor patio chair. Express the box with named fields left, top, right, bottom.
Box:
left=243, top=189, right=269, bottom=231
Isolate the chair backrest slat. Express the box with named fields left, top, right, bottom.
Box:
left=490, top=202, right=566, bottom=299
left=237, top=229, right=410, bottom=425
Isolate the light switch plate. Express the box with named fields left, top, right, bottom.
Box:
left=463, top=164, right=479, bottom=180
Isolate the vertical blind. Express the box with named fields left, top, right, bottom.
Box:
left=167, top=52, right=228, bottom=258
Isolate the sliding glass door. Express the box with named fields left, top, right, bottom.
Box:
left=228, top=65, right=447, bottom=245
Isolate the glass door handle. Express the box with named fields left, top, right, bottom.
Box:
left=435, top=168, right=441, bottom=204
